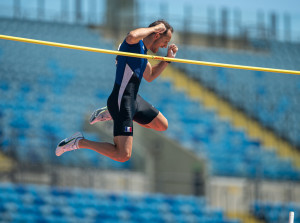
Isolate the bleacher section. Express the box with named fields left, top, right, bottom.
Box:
left=0, top=18, right=300, bottom=180
left=139, top=81, right=300, bottom=180
left=0, top=182, right=238, bottom=223
left=173, top=42, right=300, bottom=148
left=252, top=201, right=299, bottom=223
left=0, top=18, right=127, bottom=169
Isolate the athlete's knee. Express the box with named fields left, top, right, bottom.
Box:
left=151, top=118, right=168, bottom=131
left=158, top=118, right=168, bottom=131
left=115, top=152, right=131, bottom=162
left=114, top=147, right=132, bottom=162
left=113, top=136, right=133, bottom=162
left=153, top=112, right=168, bottom=131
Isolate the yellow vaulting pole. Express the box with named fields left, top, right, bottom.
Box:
left=1, top=34, right=300, bottom=75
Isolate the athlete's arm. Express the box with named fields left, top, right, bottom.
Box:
left=143, top=44, right=178, bottom=82
left=126, top=23, right=166, bottom=45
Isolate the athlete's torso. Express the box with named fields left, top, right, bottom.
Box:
left=115, top=39, right=148, bottom=86
left=108, top=39, right=148, bottom=111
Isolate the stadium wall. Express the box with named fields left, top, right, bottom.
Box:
left=133, top=122, right=206, bottom=195
left=2, top=165, right=147, bottom=193
left=207, top=177, right=300, bottom=213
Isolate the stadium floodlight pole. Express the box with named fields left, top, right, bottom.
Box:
left=0, top=34, right=300, bottom=75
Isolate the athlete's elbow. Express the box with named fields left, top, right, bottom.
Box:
left=145, top=77, right=153, bottom=82
left=144, top=75, right=154, bottom=82
left=126, top=32, right=138, bottom=44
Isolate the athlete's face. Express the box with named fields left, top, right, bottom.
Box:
left=151, top=30, right=172, bottom=53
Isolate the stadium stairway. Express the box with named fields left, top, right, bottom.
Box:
left=159, top=63, right=300, bottom=169
left=227, top=212, right=264, bottom=223
left=0, top=151, right=13, bottom=185
left=0, top=152, right=14, bottom=172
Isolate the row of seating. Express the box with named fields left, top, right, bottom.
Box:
left=252, top=201, right=299, bottom=223
left=140, top=82, right=300, bottom=180
left=0, top=182, right=238, bottom=223
left=172, top=41, right=300, bottom=147
left=0, top=18, right=127, bottom=169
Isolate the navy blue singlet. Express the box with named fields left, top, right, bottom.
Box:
left=107, top=39, right=159, bottom=136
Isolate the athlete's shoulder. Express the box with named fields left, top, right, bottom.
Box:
left=123, top=38, right=143, bottom=47
left=120, top=39, right=146, bottom=54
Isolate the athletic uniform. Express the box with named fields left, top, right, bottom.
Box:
left=107, top=39, right=159, bottom=136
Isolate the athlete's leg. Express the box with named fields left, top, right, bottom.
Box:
left=133, top=94, right=168, bottom=131
left=137, top=111, right=168, bottom=131
left=78, top=135, right=133, bottom=162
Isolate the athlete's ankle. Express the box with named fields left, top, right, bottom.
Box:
left=77, top=138, right=85, bottom=149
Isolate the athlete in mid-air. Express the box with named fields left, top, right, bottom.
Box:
left=56, top=20, right=178, bottom=162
